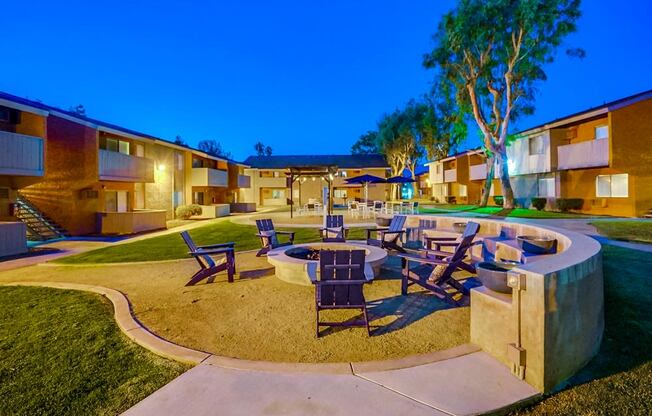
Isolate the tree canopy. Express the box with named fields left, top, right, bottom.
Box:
left=198, top=139, right=232, bottom=159
left=254, top=141, right=273, bottom=156
left=351, top=131, right=380, bottom=155
left=424, top=0, right=582, bottom=207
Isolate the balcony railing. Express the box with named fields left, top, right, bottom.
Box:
left=237, top=174, right=251, bottom=188
left=191, top=167, right=228, bottom=187
left=0, top=131, right=44, bottom=176
left=557, top=139, right=609, bottom=170
left=469, top=163, right=487, bottom=181
left=257, top=176, right=288, bottom=188
left=99, top=149, right=155, bottom=182
left=96, top=210, right=167, bottom=235
left=444, top=168, right=457, bottom=183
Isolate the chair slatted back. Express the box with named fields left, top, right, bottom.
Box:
left=318, top=250, right=366, bottom=306
left=374, top=201, right=383, bottom=210
left=389, top=215, right=407, bottom=232
left=325, top=215, right=344, bottom=228
left=181, top=231, right=215, bottom=269
left=450, top=222, right=480, bottom=263
left=417, top=219, right=437, bottom=243
left=256, top=219, right=275, bottom=233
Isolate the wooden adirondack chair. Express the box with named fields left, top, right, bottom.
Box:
left=398, top=221, right=481, bottom=305
left=181, top=231, right=235, bottom=286
left=255, top=219, right=295, bottom=257
left=313, top=249, right=371, bottom=337
left=366, top=215, right=407, bottom=253
left=424, top=222, right=481, bottom=273
left=320, top=214, right=345, bottom=242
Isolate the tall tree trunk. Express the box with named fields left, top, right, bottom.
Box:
left=495, top=146, right=515, bottom=209
left=479, top=154, right=495, bottom=207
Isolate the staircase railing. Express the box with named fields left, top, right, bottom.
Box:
left=14, top=194, right=69, bottom=241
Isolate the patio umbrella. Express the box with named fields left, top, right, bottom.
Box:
left=386, top=176, right=416, bottom=200
left=345, top=174, right=386, bottom=202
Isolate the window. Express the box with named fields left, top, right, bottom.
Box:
left=0, top=108, right=10, bottom=122
left=339, top=171, right=348, bottom=178
left=105, top=137, right=130, bottom=154
left=193, top=192, right=204, bottom=205
left=175, top=153, right=183, bottom=170
left=529, top=135, right=544, bottom=155
left=436, top=164, right=441, bottom=174
left=135, top=143, right=144, bottom=157
left=192, top=158, right=203, bottom=168
left=105, top=190, right=128, bottom=212
left=273, top=171, right=281, bottom=178
left=596, top=174, right=628, bottom=197
left=538, top=178, right=555, bottom=197
left=271, top=189, right=285, bottom=199
left=334, top=189, right=347, bottom=198
left=595, top=125, right=609, bottom=140
left=134, top=184, right=145, bottom=209
left=459, top=184, right=468, bottom=197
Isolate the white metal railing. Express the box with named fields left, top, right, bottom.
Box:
left=0, top=131, right=44, bottom=176
left=99, top=149, right=155, bottom=182
left=557, top=139, right=609, bottom=170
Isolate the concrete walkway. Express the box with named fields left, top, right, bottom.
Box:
left=124, top=352, right=539, bottom=416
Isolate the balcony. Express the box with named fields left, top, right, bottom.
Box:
left=99, top=149, right=155, bottom=182
left=557, top=139, right=609, bottom=170
left=191, top=167, right=228, bottom=187
left=469, top=163, right=488, bottom=181
left=237, top=174, right=251, bottom=188
left=0, top=131, right=44, bottom=177
left=257, top=176, right=288, bottom=188
left=444, top=168, right=457, bottom=183
left=97, top=209, right=167, bottom=235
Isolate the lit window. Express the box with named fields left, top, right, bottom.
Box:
left=538, top=178, right=555, bottom=197
left=459, top=184, right=468, bottom=197
left=334, top=189, right=347, bottom=198
left=529, top=135, right=545, bottom=155
left=271, top=189, right=285, bottom=199
left=596, top=174, right=628, bottom=197
left=595, top=125, right=609, bottom=140
left=119, top=140, right=130, bottom=155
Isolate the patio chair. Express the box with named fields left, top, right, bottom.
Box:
left=180, top=231, right=235, bottom=286
left=398, top=221, right=481, bottom=305
left=365, top=215, right=407, bottom=253
left=410, top=201, right=419, bottom=214
left=424, top=222, right=481, bottom=273
left=255, top=219, right=296, bottom=257
left=372, top=201, right=384, bottom=217
left=404, top=218, right=437, bottom=250
left=349, top=202, right=361, bottom=219
left=320, top=214, right=346, bottom=242
left=313, top=249, right=371, bottom=337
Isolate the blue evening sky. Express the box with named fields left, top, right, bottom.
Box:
left=3, top=1, right=651, bottom=161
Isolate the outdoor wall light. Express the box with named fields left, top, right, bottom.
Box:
left=312, top=177, right=316, bottom=181
left=157, top=163, right=166, bottom=172
left=329, top=174, right=334, bottom=180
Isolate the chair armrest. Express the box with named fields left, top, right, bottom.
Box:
left=425, top=237, right=458, bottom=242
left=189, top=248, right=234, bottom=256
left=431, top=241, right=460, bottom=248
left=276, top=230, right=295, bottom=235
left=397, top=252, right=450, bottom=266
left=198, top=242, right=235, bottom=249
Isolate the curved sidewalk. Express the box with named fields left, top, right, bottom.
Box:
left=3, top=281, right=539, bottom=416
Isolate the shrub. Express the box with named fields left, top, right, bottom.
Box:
left=556, top=198, right=583, bottom=212
left=493, top=196, right=504, bottom=206
left=531, top=198, right=547, bottom=211
left=175, top=204, right=203, bottom=219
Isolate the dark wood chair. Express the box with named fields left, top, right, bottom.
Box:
left=313, top=249, right=371, bottom=337
left=424, top=222, right=481, bottom=273
left=320, top=214, right=345, bottom=242
left=181, top=231, right=235, bottom=286
left=255, top=219, right=295, bottom=257
left=398, top=221, right=481, bottom=305
left=365, top=215, right=407, bottom=253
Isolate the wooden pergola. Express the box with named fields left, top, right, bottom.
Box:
left=286, top=165, right=339, bottom=218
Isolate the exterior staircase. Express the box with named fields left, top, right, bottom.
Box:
left=644, top=209, right=652, bottom=219
left=14, top=195, right=69, bottom=241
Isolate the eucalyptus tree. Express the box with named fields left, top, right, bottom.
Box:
left=351, top=131, right=380, bottom=155
left=423, top=0, right=582, bottom=208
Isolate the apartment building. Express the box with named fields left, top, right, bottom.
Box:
left=241, top=155, right=390, bottom=207
left=425, top=149, right=495, bottom=204
left=425, top=89, right=652, bottom=217
left=0, top=91, right=251, bottom=242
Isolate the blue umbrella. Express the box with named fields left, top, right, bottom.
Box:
left=345, top=174, right=386, bottom=201
left=386, top=176, right=416, bottom=183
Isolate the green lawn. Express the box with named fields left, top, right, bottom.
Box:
left=420, top=205, right=595, bottom=219
left=56, top=220, right=368, bottom=264
left=591, top=220, right=652, bottom=244
left=0, top=286, right=189, bottom=415
left=513, top=245, right=652, bottom=415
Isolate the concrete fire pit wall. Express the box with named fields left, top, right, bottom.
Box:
left=402, top=215, right=603, bottom=393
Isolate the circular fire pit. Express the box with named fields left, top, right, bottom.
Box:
left=266, top=242, right=388, bottom=286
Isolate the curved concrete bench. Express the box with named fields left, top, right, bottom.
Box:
left=403, top=215, right=604, bottom=393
